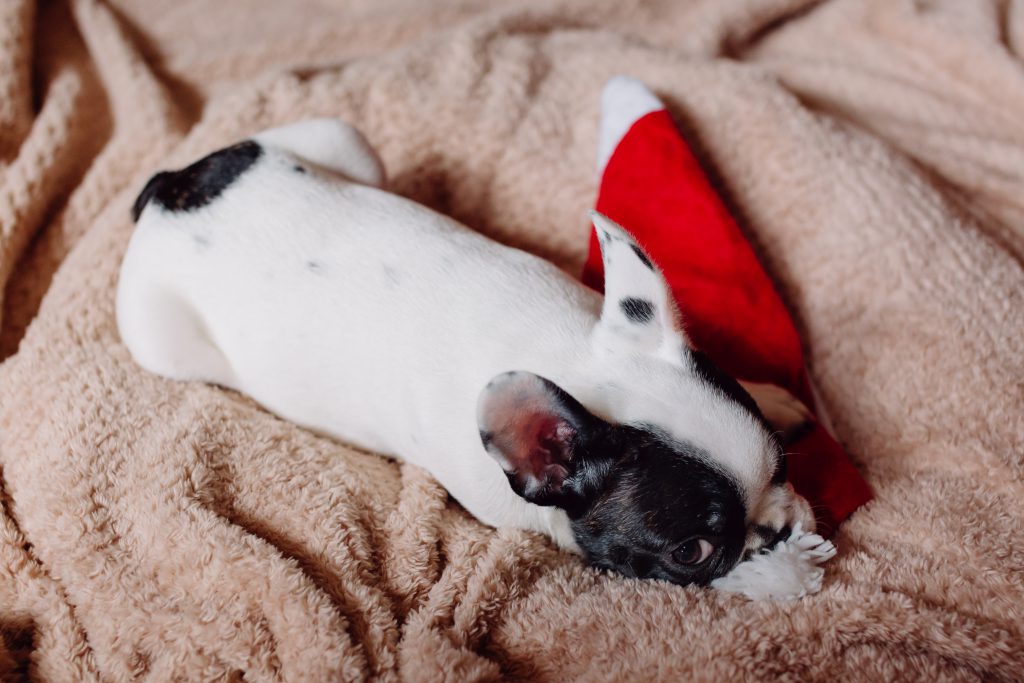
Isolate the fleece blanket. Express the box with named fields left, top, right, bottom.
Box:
left=1, top=0, right=1022, bottom=680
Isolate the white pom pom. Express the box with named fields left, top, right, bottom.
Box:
left=710, top=524, right=837, bottom=601
left=597, top=76, right=665, bottom=175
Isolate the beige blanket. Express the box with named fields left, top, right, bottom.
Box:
left=1, top=0, right=1022, bottom=679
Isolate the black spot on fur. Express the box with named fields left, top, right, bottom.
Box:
left=479, top=430, right=493, bottom=450
left=745, top=523, right=791, bottom=559
left=770, top=525, right=792, bottom=550
left=131, top=140, right=262, bottom=220
left=293, top=164, right=306, bottom=173
left=753, top=524, right=778, bottom=547
left=131, top=172, right=172, bottom=222
left=620, top=298, right=654, bottom=324
left=306, top=260, right=322, bottom=273
left=688, top=351, right=768, bottom=429
left=630, top=243, right=654, bottom=270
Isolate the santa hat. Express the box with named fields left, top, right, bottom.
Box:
left=583, top=76, right=872, bottom=537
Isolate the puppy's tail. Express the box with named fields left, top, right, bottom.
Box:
left=254, top=119, right=385, bottom=188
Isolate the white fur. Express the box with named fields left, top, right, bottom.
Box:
left=596, top=76, right=664, bottom=175
left=117, top=117, right=826, bottom=597
left=712, top=524, right=837, bottom=600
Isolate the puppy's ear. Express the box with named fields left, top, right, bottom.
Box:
left=477, top=371, right=606, bottom=511
left=590, top=211, right=688, bottom=361
left=253, top=118, right=385, bottom=187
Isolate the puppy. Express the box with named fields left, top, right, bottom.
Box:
left=117, top=119, right=832, bottom=597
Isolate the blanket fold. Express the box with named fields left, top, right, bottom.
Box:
left=0, top=0, right=1021, bottom=680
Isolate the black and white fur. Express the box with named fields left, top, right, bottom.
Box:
left=117, top=119, right=834, bottom=599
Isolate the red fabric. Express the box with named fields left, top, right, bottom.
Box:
left=583, top=110, right=871, bottom=535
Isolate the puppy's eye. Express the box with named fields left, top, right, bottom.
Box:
left=673, top=538, right=715, bottom=565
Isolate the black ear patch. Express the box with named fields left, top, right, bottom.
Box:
left=131, top=140, right=263, bottom=222
left=620, top=297, right=655, bottom=323
left=630, top=243, right=654, bottom=270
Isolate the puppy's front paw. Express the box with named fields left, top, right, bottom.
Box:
left=711, top=524, right=837, bottom=601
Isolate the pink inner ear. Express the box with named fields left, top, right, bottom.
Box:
left=527, top=417, right=574, bottom=487
left=479, top=372, right=585, bottom=498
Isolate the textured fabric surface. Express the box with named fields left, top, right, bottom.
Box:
left=0, top=0, right=1022, bottom=680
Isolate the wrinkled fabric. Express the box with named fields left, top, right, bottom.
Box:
left=0, top=0, right=1021, bottom=680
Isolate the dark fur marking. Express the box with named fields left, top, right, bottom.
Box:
left=771, top=453, right=788, bottom=485
left=769, top=525, right=792, bottom=550
left=630, top=243, right=654, bottom=270
left=569, top=425, right=748, bottom=586
left=620, top=298, right=654, bottom=324
left=131, top=172, right=172, bottom=222
left=749, top=523, right=791, bottom=555
left=688, top=351, right=768, bottom=429
left=132, top=140, right=262, bottom=220
left=753, top=524, right=778, bottom=546
left=307, top=260, right=322, bottom=273
left=687, top=352, right=790, bottom=484
left=753, top=524, right=790, bottom=548
left=482, top=374, right=748, bottom=587
left=293, top=164, right=306, bottom=173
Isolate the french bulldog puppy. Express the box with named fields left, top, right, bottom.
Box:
left=117, top=119, right=834, bottom=598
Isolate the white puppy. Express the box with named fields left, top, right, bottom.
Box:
left=117, top=118, right=834, bottom=599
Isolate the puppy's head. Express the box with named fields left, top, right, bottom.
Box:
left=476, top=212, right=814, bottom=586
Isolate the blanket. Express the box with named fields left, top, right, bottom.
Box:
left=1, top=0, right=1022, bottom=680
